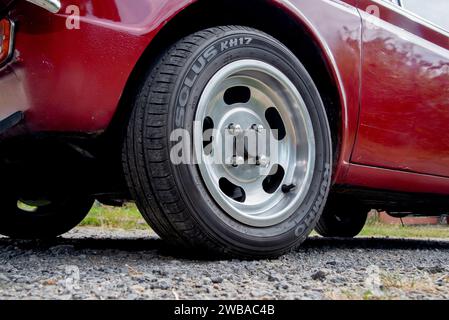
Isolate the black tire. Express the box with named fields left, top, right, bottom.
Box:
left=0, top=193, right=94, bottom=239
left=123, top=26, right=333, bottom=258
left=315, top=195, right=369, bottom=238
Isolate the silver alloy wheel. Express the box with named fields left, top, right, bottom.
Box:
left=194, top=60, right=316, bottom=227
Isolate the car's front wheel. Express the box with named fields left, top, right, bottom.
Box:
left=123, top=26, right=333, bottom=258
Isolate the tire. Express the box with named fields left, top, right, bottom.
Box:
left=315, top=195, right=369, bottom=238
left=123, top=26, right=333, bottom=258
left=0, top=193, right=94, bottom=239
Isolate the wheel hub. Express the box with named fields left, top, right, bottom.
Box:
left=218, top=108, right=271, bottom=183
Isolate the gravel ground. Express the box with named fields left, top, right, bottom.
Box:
left=0, top=227, right=448, bottom=300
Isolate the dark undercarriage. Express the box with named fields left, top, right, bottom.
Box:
left=1, top=113, right=448, bottom=217
left=0, top=129, right=130, bottom=207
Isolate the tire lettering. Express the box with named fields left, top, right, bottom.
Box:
left=179, top=86, right=190, bottom=108
left=229, top=38, right=238, bottom=48
left=220, top=37, right=254, bottom=52
left=175, top=106, right=185, bottom=127
left=221, top=40, right=229, bottom=51
left=176, top=36, right=254, bottom=127
left=192, top=56, right=207, bottom=74
left=295, top=163, right=331, bottom=238
left=204, top=46, right=218, bottom=62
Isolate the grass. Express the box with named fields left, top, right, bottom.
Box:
left=359, top=215, right=449, bottom=239
left=360, top=223, right=449, bottom=239
left=81, top=204, right=449, bottom=239
left=80, top=203, right=149, bottom=230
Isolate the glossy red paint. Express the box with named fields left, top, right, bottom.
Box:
left=345, top=163, right=449, bottom=195
left=1, top=0, right=449, bottom=195
left=273, top=0, right=362, bottom=188
left=354, top=0, right=449, bottom=178
left=0, top=0, right=193, bottom=131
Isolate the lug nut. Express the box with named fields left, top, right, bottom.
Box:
left=232, top=156, right=245, bottom=167
left=252, top=124, right=265, bottom=133
left=228, top=124, right=243, bottom=136
left=226, top=157, right=234, bottom=166
left=257, top=155, right=270, bottom=168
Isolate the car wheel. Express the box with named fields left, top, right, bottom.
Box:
left=0, top=192, right=94, bottom=239
left=315, top=195, right=369, bottom=238
left=123, top=26, right=333, bottom=258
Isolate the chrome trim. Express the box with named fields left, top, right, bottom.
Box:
left=376, top=0, right=449, bottom=36
left=0, top=19, right=15, bottom=69
left=26, top=0, right=61, bottom=13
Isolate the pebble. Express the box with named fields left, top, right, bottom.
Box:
left=211, top=276, right=224, bottom=284
left=268, top=274, right=281, bottom=282
left=311, top=270, right=327, bottom=281
left=0, top=274, right=10, bottom=283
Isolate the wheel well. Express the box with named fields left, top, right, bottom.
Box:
left=108, top=0, right=342, bottom=161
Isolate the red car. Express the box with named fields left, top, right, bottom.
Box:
left=0, top=0, right=448, bottom=258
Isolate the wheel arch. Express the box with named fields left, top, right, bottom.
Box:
left=109, top=0, right=348, bottom=174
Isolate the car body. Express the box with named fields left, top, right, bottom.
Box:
left=1, top=0, right=448, bottom=256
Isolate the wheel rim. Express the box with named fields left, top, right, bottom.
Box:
left=194, top=59, right=316, bottom=227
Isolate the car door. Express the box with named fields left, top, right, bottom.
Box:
left=353, top=0, right=449, bottom=177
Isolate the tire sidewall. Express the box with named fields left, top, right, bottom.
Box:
left=167, top=29, right=332, bottom=253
